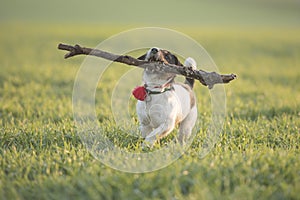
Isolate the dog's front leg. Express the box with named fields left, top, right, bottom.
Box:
left=140, top=123, right=153, bottom=138
left=143, top=119, right=175, bottom=147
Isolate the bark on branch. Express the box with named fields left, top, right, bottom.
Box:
left=58, top=43, right=236, bottom=89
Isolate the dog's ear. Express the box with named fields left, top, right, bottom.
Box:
left=173, top=55, right=183, bottom=66
left=162, top=50, right=183, bottom=66
left=137, top=54, right=147, bottom=60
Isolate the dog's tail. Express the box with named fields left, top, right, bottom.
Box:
left=184, top=57, right=197, bottom=89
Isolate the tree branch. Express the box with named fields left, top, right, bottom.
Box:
left=58, top=43, right=236, bottom=89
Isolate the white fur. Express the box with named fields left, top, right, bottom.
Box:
left=184, top=57, right=197, bottom=70
left=136, top=51, right=198, bottom=146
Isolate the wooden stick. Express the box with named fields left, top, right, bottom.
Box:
left=58, top=43, right=236, bottom=89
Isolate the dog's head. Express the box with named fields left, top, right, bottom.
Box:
left=138, top=47, right=183, bottom=66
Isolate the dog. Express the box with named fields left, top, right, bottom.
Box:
left=135, top=47, right=197, bottom=146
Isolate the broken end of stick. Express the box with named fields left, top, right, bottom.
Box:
left=227, top=73, right=237, bottom=82
left=205, top=73, right=237, bottom=89
left=221, top=73, right=237, bottom=83
left=64, top=53, right=72, bottom=59
left=57, top=43, right=63, bottom=49
left=58, top=43, right=83, bottom=59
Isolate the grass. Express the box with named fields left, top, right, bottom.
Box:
left=0, top=23, right=299, bottom=199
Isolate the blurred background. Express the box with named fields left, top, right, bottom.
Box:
left=1, top=0, right=299, bottom=28
left=1, top=0, right=299, bottom=68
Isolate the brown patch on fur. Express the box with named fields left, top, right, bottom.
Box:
left=175, top=115, right=181, bottom=126
left=176, top=83, right=196, bottom=109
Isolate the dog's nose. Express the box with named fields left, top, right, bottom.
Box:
left=151, top=48, right=158, bottom=54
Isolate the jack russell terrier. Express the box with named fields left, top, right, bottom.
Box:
left=133, top=47, right=198, bottom=146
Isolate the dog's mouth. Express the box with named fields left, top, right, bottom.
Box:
left=147, top=55, right=157, bottom=62
left=148, top=56, right=160, bottom=62
left=148, top=51, right=164, bottom=62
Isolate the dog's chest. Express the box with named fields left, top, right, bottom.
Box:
left=137, top=92, right=182, bottom=126
left=137, top=85, right=192, bottom=122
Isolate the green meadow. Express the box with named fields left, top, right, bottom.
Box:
left=1, top=0, right=300, bottom=199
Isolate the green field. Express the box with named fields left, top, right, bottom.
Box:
left=1, top=0, right=300, bottom=199
left=0, top=23, right=299, bottom=200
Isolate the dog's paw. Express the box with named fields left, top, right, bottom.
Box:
left=142, top=140, right=154, bottom=149
left=141, top=142, right=151, bottom=151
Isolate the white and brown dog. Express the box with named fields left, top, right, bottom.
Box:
left=135, top=47, right=197, bottom=146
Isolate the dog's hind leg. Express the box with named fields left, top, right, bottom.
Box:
left=177, top=106, right=197, bottom=144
